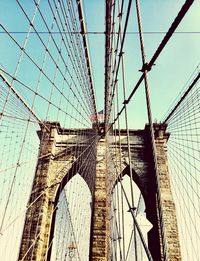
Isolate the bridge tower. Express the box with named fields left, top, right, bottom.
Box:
left=18, top=122, right=181, bottom=260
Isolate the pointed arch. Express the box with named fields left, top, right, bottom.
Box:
left=47, top=160, right=95, bottom=260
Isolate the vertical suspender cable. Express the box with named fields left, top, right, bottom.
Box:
left=76, top=0, right=99, bottom=127
left=135, top=0, right=168, bottom=259
left=116, top=1, right=140, bottom=260
left=104, top=0, right=112, bottom=130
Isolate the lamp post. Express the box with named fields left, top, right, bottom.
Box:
left=67, top=242, right=77, bottom=260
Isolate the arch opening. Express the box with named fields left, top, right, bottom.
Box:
left=50, top=173, right=92, bottom=261
left=111, top=173, right=152, bottom=261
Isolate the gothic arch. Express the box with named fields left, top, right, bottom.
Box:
left=47, top=159, right=95, bottom=261
left=113, top=165, right=149, bottom=209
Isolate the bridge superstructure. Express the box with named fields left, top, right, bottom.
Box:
left=18, top=122, right=181, bottom=260
left=0, top=0, right=199, bottom=260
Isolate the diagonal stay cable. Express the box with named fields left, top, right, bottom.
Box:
left=108, top=0, right=194, bottom=133
left=0, top=70, right=50, bottom=133
left=163, top=71, right=200, bottom=124
left=118, top=180, right=153, bottom=261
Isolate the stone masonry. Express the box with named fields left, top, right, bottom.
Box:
left=89, top=139, right=110, bottom=260
left=18, top=122, right=181, bottom=260
left=154, top=124, right=182, bottom=260
left=18, top=122, right=96, bottom=261
left=110, top=124, right=182, bottom=260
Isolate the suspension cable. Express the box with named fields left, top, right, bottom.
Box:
left=107, top=0, right=194, bottom=133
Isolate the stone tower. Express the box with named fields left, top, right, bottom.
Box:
left=18, top=122, right=181, bottom=260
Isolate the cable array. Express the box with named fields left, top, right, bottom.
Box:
left=0, top=0, right=98, bottom=260
left=104, top=1, right=154, bottom=259
left=104, top=0, right=195, bottom=260
left=0, top=0, right=198, bottom=260
left=163, top=68, right=200, bottom=261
